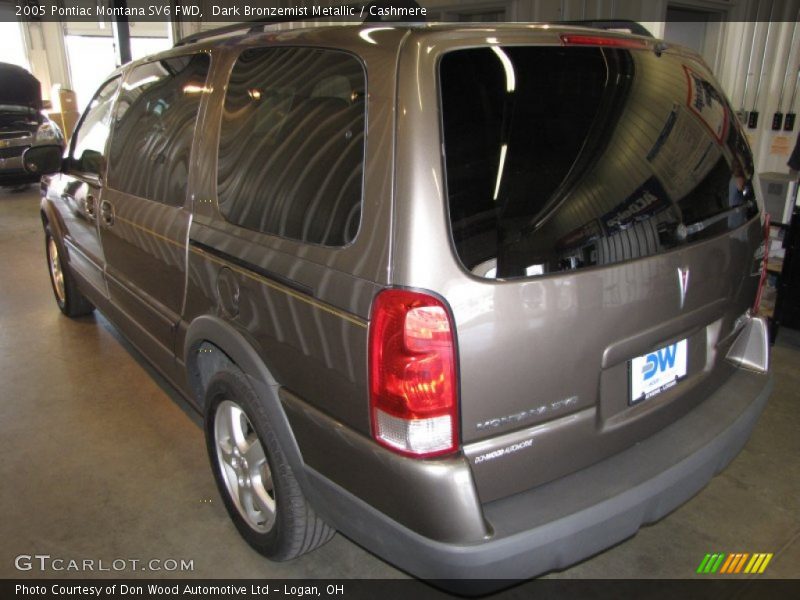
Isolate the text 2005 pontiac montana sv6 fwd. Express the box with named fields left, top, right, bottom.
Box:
left=27, top=20, right=772, bottom=585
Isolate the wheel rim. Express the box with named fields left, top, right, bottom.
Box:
left=214, top=400, right=276, bottom=533
left=47, top=237, right=66, bottom=304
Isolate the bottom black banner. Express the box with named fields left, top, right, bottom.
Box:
left=3, top=579, right=800, bottom=600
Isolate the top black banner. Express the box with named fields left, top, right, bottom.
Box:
left=1, top=0, right=799, bottom=23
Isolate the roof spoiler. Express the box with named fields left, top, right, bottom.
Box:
left=561, top=20, right=654, bottom=38
left=174, top=0, right=426, bottom=47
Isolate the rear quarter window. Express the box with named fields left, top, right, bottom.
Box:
left=439, top=46, right=758, bottom=280
left=217, top=47, right=366, bottom=247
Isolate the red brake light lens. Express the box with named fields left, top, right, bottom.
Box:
left=560, top=33, right=650, bottom=49
left=368, top=289, right=458, bottom=458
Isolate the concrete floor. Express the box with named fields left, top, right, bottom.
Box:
left=1, top=184, right=798, bottom=589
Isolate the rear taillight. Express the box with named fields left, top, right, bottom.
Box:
left=368, top=289, right=458, bottom=458
left=753, top=214, right=771, bottom=312
left=560, top=33, right=650, bottom=49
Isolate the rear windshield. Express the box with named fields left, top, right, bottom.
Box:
left=439, top=46, right=758, bottom=280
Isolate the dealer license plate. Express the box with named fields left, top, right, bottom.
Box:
left=630, top=339, right=688, bottom=404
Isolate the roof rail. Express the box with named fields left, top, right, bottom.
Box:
left=174, top=0, right=426, bottom=47
left=561, top=20, right=654, bottom=38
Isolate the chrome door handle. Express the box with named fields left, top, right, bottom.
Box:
left=100, top=200, right=115, bottom=227
left=85, top=194, right=96, bottom=221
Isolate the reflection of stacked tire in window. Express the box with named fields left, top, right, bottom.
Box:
left=596, top=216, right=665, bottom=266
left=217, top=48, right=365, bottom=247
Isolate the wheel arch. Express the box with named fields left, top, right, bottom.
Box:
left=40, top=198, right=67, bottom=255
left=183, top=315, right=309, bottom=484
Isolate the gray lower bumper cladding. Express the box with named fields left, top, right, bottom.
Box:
left=304, top=369, right=772, bottom=587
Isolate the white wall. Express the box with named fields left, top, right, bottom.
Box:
left=718, top=15, right=800, bottom=175
left=24, top=22, right=71, bottom=104
left=0, top=22, right=30, bottom=70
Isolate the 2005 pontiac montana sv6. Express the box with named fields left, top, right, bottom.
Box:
left=25, top=17, right=772, bottom=585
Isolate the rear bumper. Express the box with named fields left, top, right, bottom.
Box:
left=304, top=367, right=772, bottom=582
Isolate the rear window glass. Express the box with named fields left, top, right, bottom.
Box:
left=439, top=46, right=758, bottom=280
left=217, top=47, right=365, bottom=247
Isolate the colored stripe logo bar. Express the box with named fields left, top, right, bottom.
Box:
left=696, top=553, right=773, bottom=574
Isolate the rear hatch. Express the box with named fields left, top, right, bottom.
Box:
left=437, top=37, right=764, bottom=502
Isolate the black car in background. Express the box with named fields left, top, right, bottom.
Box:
left=0, top=62, right=64, bottom=186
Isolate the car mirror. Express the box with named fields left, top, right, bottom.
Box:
left=22, top=145, right=63, bottom=175
left=78, top=149, right=105, bottom=177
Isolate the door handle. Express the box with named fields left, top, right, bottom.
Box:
left=100, top=200, right=115, bottom=227
left=85, top=194, right=96, bottom=221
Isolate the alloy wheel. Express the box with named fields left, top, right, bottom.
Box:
left=213, top=400, right=276, bottom=532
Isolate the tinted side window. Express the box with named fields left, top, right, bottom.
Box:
left=70, top=77, right=120, bottom=177
left=440, top=47, right=758, bottom=280
left=107, top=54, right=210, bottom=206
left=217, top=47, right=365, bottom=247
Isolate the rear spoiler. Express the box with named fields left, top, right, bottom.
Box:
left=561, top=20, right=654, bottom=38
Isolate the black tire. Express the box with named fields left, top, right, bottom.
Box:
left=44, top=226, right=94, bottom=318
left=204, top=369, right=334, bottom=560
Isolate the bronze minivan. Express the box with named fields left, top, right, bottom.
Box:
left=30, top=20, right=772, bottom=585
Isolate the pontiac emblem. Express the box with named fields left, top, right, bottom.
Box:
left=678, top=266, right=690, bottom=309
